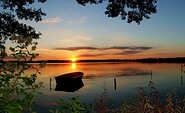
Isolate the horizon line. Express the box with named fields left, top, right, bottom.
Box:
left=1, top=57, right=185, bottom=63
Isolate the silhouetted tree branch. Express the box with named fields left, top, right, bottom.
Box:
left=76, top=0, right=157, bottom=24
left=0, top=0, right=47, bottom=58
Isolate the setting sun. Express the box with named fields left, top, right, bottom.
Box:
left=70, top=57, right=77, bottom=62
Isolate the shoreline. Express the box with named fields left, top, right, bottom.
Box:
left=1, top=57, right=185, bottom=64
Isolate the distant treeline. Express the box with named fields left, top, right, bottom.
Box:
left=1, top=57, right=185, bottom=64
left=136, top=57, right=185, bottom=63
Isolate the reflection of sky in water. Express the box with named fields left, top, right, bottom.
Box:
left=32, top=63, right=185, bottom=112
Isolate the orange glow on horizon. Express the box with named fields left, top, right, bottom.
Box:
left=32, top=49, right=185, bottom=61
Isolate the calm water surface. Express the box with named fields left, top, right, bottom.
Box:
left=32, top=62, right=185, bottom=112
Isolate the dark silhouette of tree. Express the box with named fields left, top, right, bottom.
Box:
left=0, top=1, right=47, bottom=112
left=76, top=0, right=157, bottom=24
left=0, top=0, right=47, bottom=58
left=0, top=0, right=157, bottom=58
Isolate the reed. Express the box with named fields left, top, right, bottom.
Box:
left=51, top=81, right=185, bottom=113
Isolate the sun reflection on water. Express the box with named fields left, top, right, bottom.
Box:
left=72, top=63, right=76, bottom=70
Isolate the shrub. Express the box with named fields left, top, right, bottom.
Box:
left=0, top=37, right=45, bottom=113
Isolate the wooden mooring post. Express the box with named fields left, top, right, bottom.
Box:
left=180, top=64, right=185, bottom=85
left=49, top=78, right=52, bottom=91
left=114, top=78, right=117, bottom=91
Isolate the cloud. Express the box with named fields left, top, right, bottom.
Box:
left=40, top=16, right=86, bottom=24
left=41, top=17, right=62, bottom=23
left=52, top=46, right=153, bottom=57
left=78, top=53, right=107, bottom=57
left=77, top=50, right=144, bottom=57
left=111, top=47, right=152, bottom=55
left=53, top=47, right=98, bottom=51
left=107, top=46, right=152, bottom=50
left=115, top=50, right=143, bottom=55
left=53, top=46, right=152, bottom=51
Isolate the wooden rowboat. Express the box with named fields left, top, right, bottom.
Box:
left=55, top=72, right=83, bottom=81
left=54, top=72, right=84, bottom=92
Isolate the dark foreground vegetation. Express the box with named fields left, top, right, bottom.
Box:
left=50, top=81, right=185, bottom=113
left=1, top=0, right=184, bottom=113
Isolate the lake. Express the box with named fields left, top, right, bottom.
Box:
left=32, top=62, right=185, bottom=112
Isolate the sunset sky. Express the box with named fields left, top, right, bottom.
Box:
left=13, top=0, right=185, bottom=60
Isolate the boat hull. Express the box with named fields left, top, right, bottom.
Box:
left=54, top=72, right=84, bottom=92
left=54, top=79, right=84, bottom=92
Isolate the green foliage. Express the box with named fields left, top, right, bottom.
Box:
left=0, top=0, right=46, bottom=112
left=0, top=41, right=44, bottom=112
left=49, top=96, right=90, bottom=113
